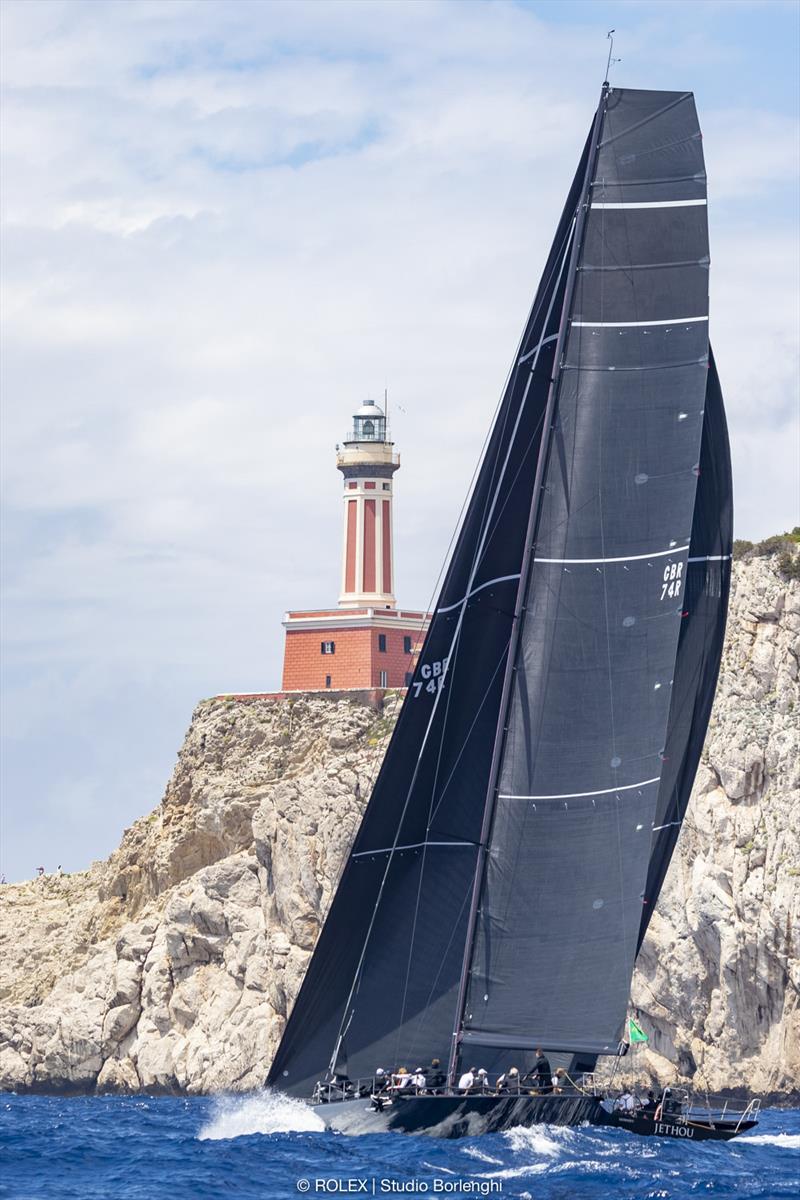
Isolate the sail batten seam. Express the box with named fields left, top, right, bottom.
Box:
left=571, top=316, right=708, bottom=328
left=535, top=545, right=689, bottom=565
left=499, top=777, right=662, bottom=801
left=590, top=199, right=707, bottom=209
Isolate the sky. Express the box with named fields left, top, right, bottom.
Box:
left=1, top=0, right=798, bottom=882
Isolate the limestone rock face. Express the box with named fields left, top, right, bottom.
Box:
left=0, top=553, right=797, bottom=1098
left=619, top=552, right=800, bottom=1098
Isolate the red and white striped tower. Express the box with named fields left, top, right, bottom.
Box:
left=336, top=399, right=400, bottom=609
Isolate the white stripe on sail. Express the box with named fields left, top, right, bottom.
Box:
left=499, top=777, right=662, bottom=802
left=518, top=332, right=559, bottom=365
left=352, top=841, right=475, bottom=859
left=591, top=199, right=707, bottom=209
left=437, top=574, right=522, bottom=614
left=535, top=545, right=689, bottom=565
left=571, top=316, right=708, bottom=328
left=687, top=554, right=732, bottom=563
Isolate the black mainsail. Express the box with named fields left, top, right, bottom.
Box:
left=268, top=85, right=731, bottom=1101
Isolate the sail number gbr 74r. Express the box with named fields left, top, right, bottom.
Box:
left=661, top=561, right=684, bottom=602
left=410, top=658, right=449, bottom=698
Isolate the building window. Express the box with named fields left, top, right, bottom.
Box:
left=405, top=672, right=414, bottom=686
left=325, top=675, right=331, bottom=688
left=382, top=483, right=390, bottom=491
left=378, top=633, right=387, bottom=653
left=321, top=641, right=335, bottom=655
left=403, top=635, right=412, bottom=654
left=379, top=670, right=388, bottom=688
left=347, top=481, right=357, bottom=489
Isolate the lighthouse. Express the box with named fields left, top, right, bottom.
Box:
left=281, top=397, right=429, bottom=693
left=337, top=399, right=399, bottom=608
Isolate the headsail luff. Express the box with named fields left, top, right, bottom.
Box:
left=267, top=133, right=592, bottom=1100
left=461, top=87, right=715, bottom=1058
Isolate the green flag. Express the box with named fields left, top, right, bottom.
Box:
left=629, top=1018, right=649, bottom=1044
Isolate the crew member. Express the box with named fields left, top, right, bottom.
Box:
left=426, top=1058, right=447, bottom=1094
left=457, top=1066, right=476, bottom=1093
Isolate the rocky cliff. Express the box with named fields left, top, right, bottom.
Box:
left=1, top=552, right=797, bottom=1098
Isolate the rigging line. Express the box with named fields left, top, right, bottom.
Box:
left=423, top=215, right=578, bottom=837
left=417, top=216, right=578, bottom=837
left=463, top=215, right=577, bottom=591
left=428, top=641, right=510, bottom=827
left=478, top=411, right=547, bottom=564
left=392, top=835, right=439, bottom=1068
left=461, top=216, right=576, bottom=596
left=404, top=879, right=473, bottom=1060
left=464, top=215, right=576, bottom=574
left=469, top=231, right=576, bottom=566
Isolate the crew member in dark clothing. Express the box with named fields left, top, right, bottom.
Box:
left=530, top=1047, right=553, bottom=1093
left=641, top=1089, right=657, bottom=1116
left=425, top=1058, right=447, bottom=1094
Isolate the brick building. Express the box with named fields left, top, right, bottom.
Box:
left=281, top=398, right=429, bottom=692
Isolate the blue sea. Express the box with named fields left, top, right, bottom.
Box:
left=1, top=1093, right=798, bottom=1200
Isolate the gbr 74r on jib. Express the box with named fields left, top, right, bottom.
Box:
left=410, top=658, right=449, bottom=698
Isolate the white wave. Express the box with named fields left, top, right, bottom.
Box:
left=503, top=1123, right=574, bottom=1157
left=462, top=1147, right=503, bottom=1165
left=477, top=1163, right=550, bottom=1181
left=197, top=1090, right=325, bottom=1140
left=737, top=1132, right=800, bottom=1150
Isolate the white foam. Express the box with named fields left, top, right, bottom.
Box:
left=737, top=1132, right=800, bottom=1150
left=197, top=1090, right=325, bottom=1140
left=478, top=1163, right=549, bottom=1181
left=503, top=1123, right=573, bottom=1157
left=463, top=1147, right=503, bottom=1165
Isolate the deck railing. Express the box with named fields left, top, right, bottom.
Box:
left=311, top=1070, right=603, bottom=1104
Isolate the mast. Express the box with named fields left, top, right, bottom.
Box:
left=446, top=83, right=610, bottom=1086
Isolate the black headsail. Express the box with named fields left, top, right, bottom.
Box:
left=267, top=131, right=592, bottom=1099
left=268, top=85, right=729, bottom=1100
left=637, top=349, right=732, bottom=951
left=460, top=86, right=718, bottom=1065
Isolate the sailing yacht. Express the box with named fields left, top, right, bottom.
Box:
left=266, top=83, right=759, bottom=1141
